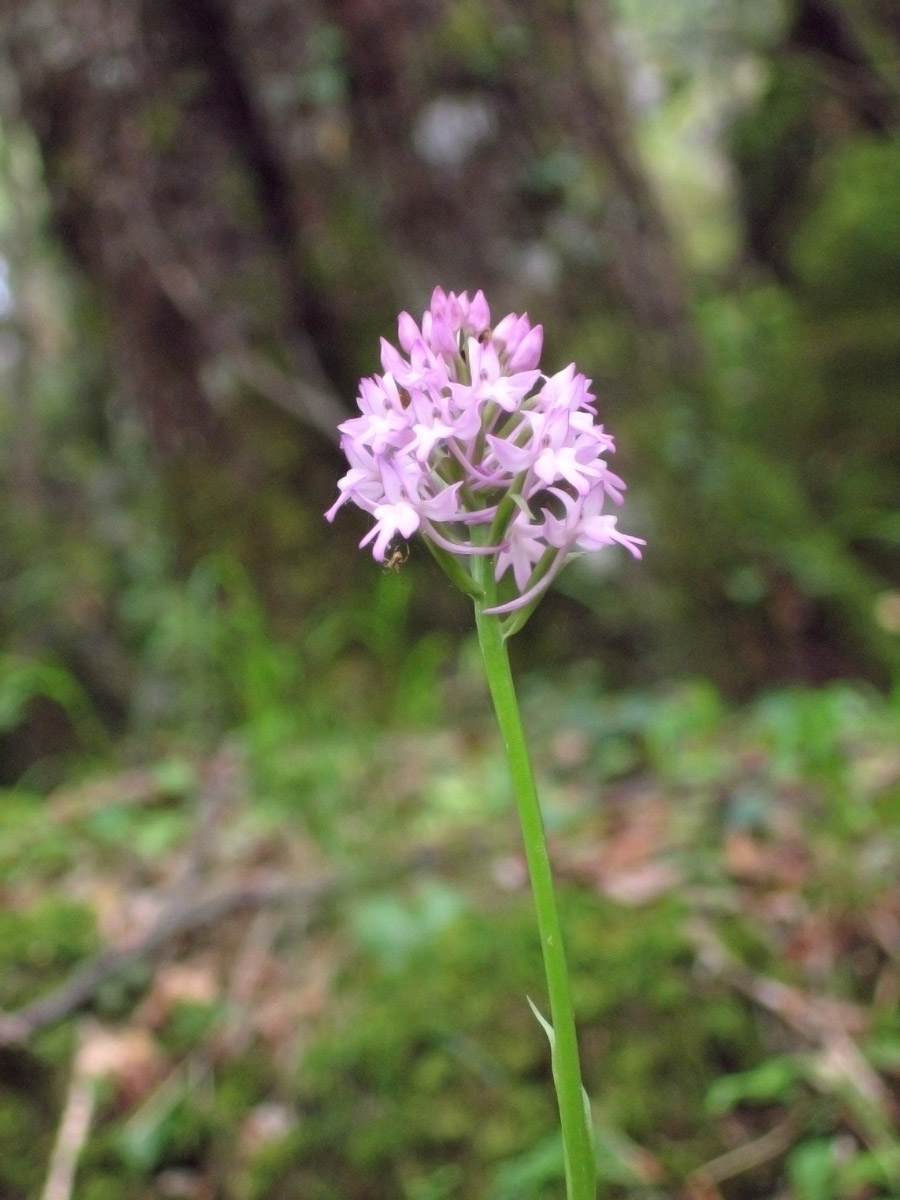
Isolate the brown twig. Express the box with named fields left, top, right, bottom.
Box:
left=220, top=909, right=285, bottom=1055
left=688, top=1115, right=800, bottom=1190
left=0, top=834, right=487, bottom=1048
left=0, top=875, right=335, bottom=1047
left=687, top=916, right=867, bottom=1041
left=39, top=1023, right=100, bottom=1200
left=687, top=916, right=900, bottom=1145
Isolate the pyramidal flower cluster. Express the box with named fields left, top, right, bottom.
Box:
left=326, top=287, right=643, bottom=618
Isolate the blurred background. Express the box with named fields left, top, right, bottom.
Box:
left=1, top=2, right=900, bottom=1198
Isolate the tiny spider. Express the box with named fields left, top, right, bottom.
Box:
left=383, top=543, right=410, bottom=572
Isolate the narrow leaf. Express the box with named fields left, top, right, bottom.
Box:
left=527, top=996, right=556, bottom=1049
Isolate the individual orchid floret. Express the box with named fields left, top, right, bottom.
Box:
left=326, top=286, right=644, bottom=632
left=359, top=462, right=466, bottom=561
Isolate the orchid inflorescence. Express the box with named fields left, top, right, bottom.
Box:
left=326, top=287, right=644, bottom=624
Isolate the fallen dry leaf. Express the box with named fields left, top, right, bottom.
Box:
left=137, top=959, right=221, bottom=1028
left=77, top=1023, right=162, bottom=1101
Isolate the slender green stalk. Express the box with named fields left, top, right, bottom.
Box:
left=471, top=557, right=596, bottom=1200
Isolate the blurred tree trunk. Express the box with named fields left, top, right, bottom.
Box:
left=0, top=0, right=698, bottom=412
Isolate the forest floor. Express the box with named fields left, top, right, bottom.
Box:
left=3, top=675, right=900, bottom=1200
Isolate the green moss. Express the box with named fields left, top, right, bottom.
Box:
left=251, top=890, right=757, bottom=1198
left=0, top=789, right=74, bottom=881
left=0, top=896, right=97, bottom=1009
left=0, top=1086, right=54, bottom=1196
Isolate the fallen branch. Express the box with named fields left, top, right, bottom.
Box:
left=687, top=915, right=867, bottom=1041
left=688, top=1114, right=799, bottom=1190
left=39, top=1023, right=101, bottom=1200
left=0, top=835, right=487, bottom=1048
left=0, top=874, right=335, bottom=1047
left=687, top=916, right=900, bottom=1146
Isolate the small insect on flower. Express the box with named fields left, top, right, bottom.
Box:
left=383, top=542, right=410, bottom=572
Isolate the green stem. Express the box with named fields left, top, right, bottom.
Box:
left=472, top=558, right=596, bottom=1200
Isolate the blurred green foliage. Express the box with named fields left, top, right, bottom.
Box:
left=621, top=128, right=900, bottom=687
